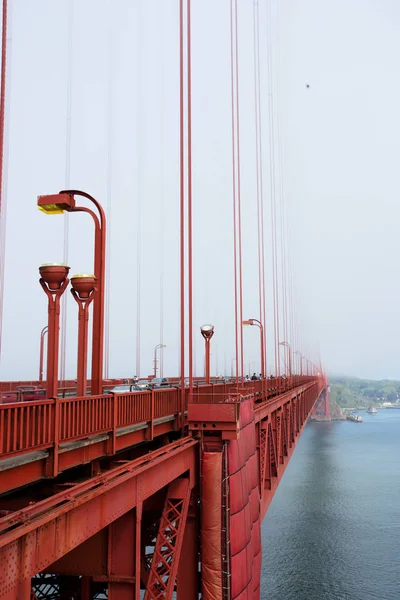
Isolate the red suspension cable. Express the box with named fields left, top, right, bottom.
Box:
left=234, top=0, right=244, bottom=381
left=229, top=0, right=239, bottom=384
left=187, top=0, right=193, bottom=394
left=0, top=0, right=8, bottom=359
left=179, top=0, right=185, bottom=433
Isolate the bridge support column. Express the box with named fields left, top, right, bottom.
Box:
left=176, top=498, right=199, bottom=599
left=106, top=509, right=138, bottom=600
left=201, top=451, right=223, bottom=600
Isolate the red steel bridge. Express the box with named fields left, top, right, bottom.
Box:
left=0, top=2, right=330, bottom=600
left=0, top=375, right=329, bottom=600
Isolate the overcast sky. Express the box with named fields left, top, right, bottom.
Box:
left=0, top=0, right=399, bottom=382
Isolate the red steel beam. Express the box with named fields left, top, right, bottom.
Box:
left=0, top=377, right=320, bottom=494
left=0, top=437, right=197, bottom=600
left=257, top=383, right=325, bottom=519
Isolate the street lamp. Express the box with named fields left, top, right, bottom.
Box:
left=39, top=326, right=48, bottom=382
left=279, top=341, right=292, bottom=379
left=242, top=319, right=265, bottom=379
left=153, top=344, right=167, bottom=378
left=70, top=274, right=97, bottom=397
left=39, top=264, right=70, bottom=398
left=200, top=324, right=214, bottom=383
left=37, top=190, right=106, bottom=395
left=294, top=351, right=304, bottom=376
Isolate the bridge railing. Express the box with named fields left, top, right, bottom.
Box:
left=117, top=391, right=151, bottom=426
left=0, top=399, right=55, bottom=455
left=0, top=376, right=318, bottom=461
left=59, top=395, right=114, bottom=443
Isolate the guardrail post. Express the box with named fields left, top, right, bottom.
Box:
left=112, top=392, right=117, bottom=454
left=46, top=397, right=60, bottom=478
left=106, top=393, right=117, bottom=455
left=150, top=389, right=155, bottom=440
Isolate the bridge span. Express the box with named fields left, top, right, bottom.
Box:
left=0, top=375, right=327, bottom=600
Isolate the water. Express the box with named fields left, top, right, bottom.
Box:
left=261, top=410, right=400, bottom=600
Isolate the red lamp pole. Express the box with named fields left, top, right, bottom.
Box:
left=39, top=326, right=48, bottom=382
left=201, top=325, right=214, bottom=384
left=242, top=319, right=265, bottom=380
left=39, top=264, right=70, bottom=399
left=71, top=275, right=97, bottom=397
left=37, top=191, right=106, bottom=395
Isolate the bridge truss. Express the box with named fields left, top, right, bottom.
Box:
left=0, top=376, right=327, bottom=600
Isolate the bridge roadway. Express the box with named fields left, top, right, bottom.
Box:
left=0, top=375, right=326, bottom=600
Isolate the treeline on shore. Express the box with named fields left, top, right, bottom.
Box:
left=329, top=376, right=400, bottom=408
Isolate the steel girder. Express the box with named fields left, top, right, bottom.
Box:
left=144, top=478, right=191, bottom=599
left=256, top=381, right=325, bottom=518
left=0, top=438, right=197, bottom=600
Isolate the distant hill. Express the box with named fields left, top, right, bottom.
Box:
left=329, top=376, right=400, bottom=408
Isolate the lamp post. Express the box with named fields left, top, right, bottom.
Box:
left=294, top=351, right=304, bottom=376
left=37, top=191, right=106, bottom=395
left=279, top=341, right=292, bottom=376
left=70, top=275, right=97, bottom=397
left=39, top=264, right=70, bottom=398
left=39, top=326, right=48, bottom=382
left=200, top=324, right=214, bottom=383
left=242, top=319, right=265, bottom=379
left=153, top=344, right=166, bottom=378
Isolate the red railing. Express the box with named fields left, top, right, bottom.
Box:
left=117, top=392, right=152, bottom=427
left=0, top=376, right=318, bottom=462
left=59, top=395, right=114, bottom=443
left=0, top=399, right=55, bottom=455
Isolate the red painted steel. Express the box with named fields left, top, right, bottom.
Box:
left=0, top=377, right=326, bottom=599
left=39, top=268, right=70, bottom=399
left=70, top=277, right=96, bottom=397
left=0, top=377, right=311, bottom=459
left=228, top=397, right=261, bottom=599
left=201, top=451, right=223, bottom=600
left=0, top=438, right=197, bottom=600
left=145, top=477, right=191, bottom=599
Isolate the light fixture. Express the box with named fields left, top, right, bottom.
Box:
left=200, top=324, right=214, bottom=340
left=37, top=193, right=76, bottom=215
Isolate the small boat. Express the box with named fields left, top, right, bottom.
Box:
left=367, top=406, right=377, bottom=414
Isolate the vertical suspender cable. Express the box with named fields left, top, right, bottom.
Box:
left=187, top=0, right=193, bottom=396
left=104, top=0, right=113, bottom=379
left=254, top=0, right=267, bottom=377
left=257, top=2, right=267, bottom=377
left=179, top=0, right=185, bottom=433
left=275, top=0, right=290, bottom=370
left=234, top=0, right=244, bottom=381
left=60, top=0, right=73, bottom=386
left=266, top=0, right=279, bottom=376
left=229, top=0, right=239, bottom=384
left=159, top=8, right=165, bottom=379
left=0, top=0, right=10, bottom=360
left=253, top=1, right=261, bottom=368
left=135, top=4, right=142, bottom=379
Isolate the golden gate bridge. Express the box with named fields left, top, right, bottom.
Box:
left=0, top=2, right=329, bottom=599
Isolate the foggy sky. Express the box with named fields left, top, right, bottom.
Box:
left=0, top=0, right=399, bottom=382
